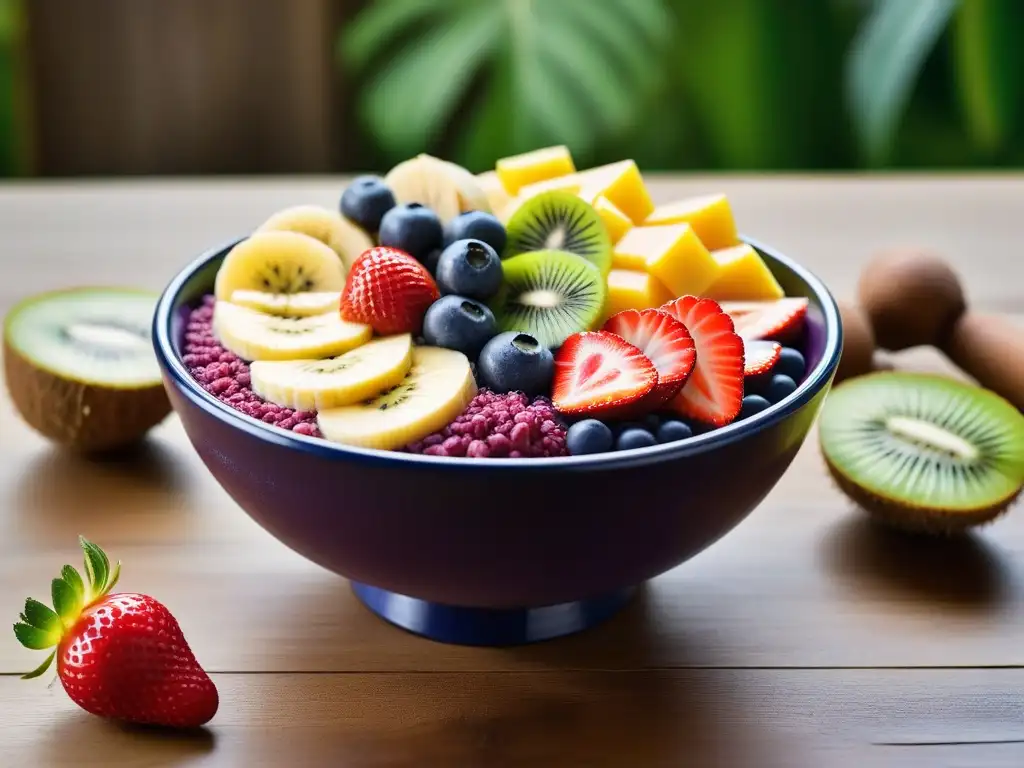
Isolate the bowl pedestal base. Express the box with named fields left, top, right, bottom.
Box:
left=351, top=583, right=637, bottom=646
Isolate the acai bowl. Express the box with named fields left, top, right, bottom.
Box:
left=154, top=149, right=842, bottom=646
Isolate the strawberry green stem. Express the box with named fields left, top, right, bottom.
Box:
left=12, top=536, right=122, bottom=680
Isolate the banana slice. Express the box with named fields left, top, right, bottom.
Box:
left=257, top=204, right=373, bottom=272
left=214, top=230, right=347, bottom=302
left=230, top=289, right=341, bottom=318
left=317, top=346, right=477, bottom=450
left=213, top=301, right=371, bottom=362
left=384, top=154, right=491, bottom=224
left=250, top=333, right=413, bottom=411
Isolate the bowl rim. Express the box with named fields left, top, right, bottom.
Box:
left=153, top=234, right=842, bottom=472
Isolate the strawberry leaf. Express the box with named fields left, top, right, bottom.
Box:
left=80, top=536, right=109, bottom=597
left=13, top=622, right=56, bottom=650
left=20, top=649, right=56, bottom=680
left=22, top=598, right=61, bottom=636
left=60, top=565, right=84, bottom=600
left=51, top=578, right=82, bottom=627
left=106, top=560, right=122, bottom=594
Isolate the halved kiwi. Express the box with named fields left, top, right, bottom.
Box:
left=819, top=371, right=1024, bottom=535
left=488, top=250, right=606, bottom=349
left=504, top=190, right=612, bottom=276
left=3, top=287, right=172, bottom=452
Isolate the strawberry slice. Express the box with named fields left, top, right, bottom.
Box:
left=603, top=308, right=696, bottom=408
left=660, top=296, right=745, bottom=426
left=720, top=297, right=809, bottom=342
left=552, top=331, right=658, bottom=419
left=743, top=339, right=782, bottom=378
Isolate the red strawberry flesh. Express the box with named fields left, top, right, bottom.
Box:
left=341, top=246, right=440, bottom=335
left=603, top=308, right=696, bottom=408
left=743, top=339, right=782, bottom=378
left=720, top=297, right=808, bottom=342
left=552, top=331, right=658, bottom=419
left=661, top=296, right=745, bottom=426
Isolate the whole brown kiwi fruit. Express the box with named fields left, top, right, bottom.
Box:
left=857, top=248, right=966, bottom=351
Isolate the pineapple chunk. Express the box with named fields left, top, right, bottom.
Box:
left=592, top=196, right=633, bottom=245
left=475, top=171, right=512, bottom=220
left=612, top=224, right=721, bottom=298
left=644, top=193, right=740, bottom=251
left=603, top=268, right=673, bottom=322
left=703, top=243, right=784, bottom=301
left=501, top=174, right=583, bottom=223
left=496, top=145, right=576, bottom=195
left=575, top=160, right=654, bottom=224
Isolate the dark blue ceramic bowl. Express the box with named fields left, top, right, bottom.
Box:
left=154, top=236, right=842, bottom=646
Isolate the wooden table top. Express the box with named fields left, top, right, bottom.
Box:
left=1, top=175, right=1022, bottom=767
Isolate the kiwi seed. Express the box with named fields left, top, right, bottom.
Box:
left=818, top=371, right=1024, bottom=535
left=3, top=287, right=172, bottom=453
left=504, top=190, right=612, bottom=276
left=488, top=249, right=606, bottom=350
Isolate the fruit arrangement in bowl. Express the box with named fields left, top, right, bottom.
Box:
left=180, top=146, right=817, bottom=462
left=154, top=147, right=841, bottom=646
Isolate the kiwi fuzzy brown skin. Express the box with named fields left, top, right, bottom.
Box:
left=822, top=450, right=1018, bottom=536
left=4, top=337, right=172, bottom=453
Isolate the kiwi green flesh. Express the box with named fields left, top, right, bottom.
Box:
left=819, top=372, right=1024, bottom=522
left=4, top=288, right=162, bottom=388
left=489, top=250, right=606, bottom=350
left=504, top=191, right=612, bottom=276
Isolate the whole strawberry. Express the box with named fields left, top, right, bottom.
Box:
left=13, top=536, right=218, bottom=729
left=341, top=246, right=440, bottom=335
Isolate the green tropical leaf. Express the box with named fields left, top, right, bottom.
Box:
left=337, top=0, right=454, bottom=70
left=846, top=0, right=960, bottom=164
left=952, top=0, right=1024, bottom=156
left=360, top=4, right=504, bottom=157
left=341, top=0, right=672, bottom=167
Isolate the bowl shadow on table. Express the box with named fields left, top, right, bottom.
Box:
left=12, top=437, right=193, bottom=537
left=820, top=511, right=1014, bottom=614
left=35, top=713, right=215, bottom=767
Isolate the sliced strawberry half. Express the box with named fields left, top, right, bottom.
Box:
left=743, top=339, right=782, bottom=378
left=660, top=296, right=745, bottom=426
left=603, top=308, right=696, bottom=408
left=552, top=331, right=658, bottom=419
left=720, top=297, right=809, bottom=343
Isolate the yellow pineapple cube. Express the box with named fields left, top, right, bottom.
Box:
left=576, top=160, right=654, bottom=224
left=603, top=268, right=673, bottom=322
left=592, top=196, right=633, bottom=245
left=644, top=193, right=740, bottom=251
left=496, top=145, right=576, bottom=195
left=703, top=243, right=784, bottom=301
left=475, top=171, right=512, bottom=219
left=612, top=224, right=721, bottom=298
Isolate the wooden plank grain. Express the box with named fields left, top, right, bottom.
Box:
left=4, top=669, right=1023, bottom=767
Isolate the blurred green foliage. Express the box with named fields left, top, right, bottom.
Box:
left=0, top=0, right=24, bottom=176
left=341, top=0, right=1024, bottom=173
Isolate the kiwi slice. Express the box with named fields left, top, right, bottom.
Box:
left=3, top=287, right=172, bottom=453
left=488, top=249, right=606, bottom=349
left=504, top=190, right=612, bottom=276
left=819, top=371, right=1024, bottom=534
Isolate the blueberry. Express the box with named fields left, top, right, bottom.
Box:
left=422, top=295, right=497, bottom=359
left=339, top=175, right=395, bottom=234
left=776, top=347, right=806, bottom=382
left=435, top=239, right=504, bottom=300
left=424, top=248, right=443, bottom=276
left=378, top=203, right=443, bottom=262
left=477, top=332, right=554, bottom=397
left=656, top=420, right=693, bottom=443
left=616, top=428, right=657, bottom=451
left=765, top=374, right=797, bottom=404
left=641, top=413, right=662, bottom=432
left=566, top=419, right=614, bottom=455
left=739, top=394, right=771, bottom=420
left=444, top=210, right=507, bottom=254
